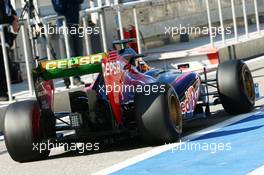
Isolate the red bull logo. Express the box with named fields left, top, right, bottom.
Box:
left=180, top=86, right=200, bottom=114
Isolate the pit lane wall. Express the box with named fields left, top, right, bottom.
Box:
left=146, top=35, right=264, bottom=72
left=218, top=36, right=264, bottom=62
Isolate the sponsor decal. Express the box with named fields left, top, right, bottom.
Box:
left=180, top=85, right=200, bottom=114
left=43, top=54, right=103, bottom=70
left=102, top=61, right=122, bottom=77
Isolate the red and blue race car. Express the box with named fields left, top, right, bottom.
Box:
left=3, top=39, right=255, bottom=162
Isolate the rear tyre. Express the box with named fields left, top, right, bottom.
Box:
left=135, top=84, right=182, bottom=144
left=4, top=101, right=52, bottom=162
left=217, top=60, right=255, bottom=114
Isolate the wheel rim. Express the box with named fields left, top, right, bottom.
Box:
left=241, top=65, right=255, bottom=103
left=169, top=95, right=182, bottom=134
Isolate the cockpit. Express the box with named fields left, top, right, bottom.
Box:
left=112, top=39, right=150, bottom=73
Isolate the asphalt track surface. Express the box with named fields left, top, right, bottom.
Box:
left=0, top=56, right=264, bottom=175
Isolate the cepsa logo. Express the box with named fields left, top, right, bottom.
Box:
left=102, top=61, right=122, bottom=77
left=180, top=86, right=200, bottom=114
left=43, top=55, right=103, bottom=70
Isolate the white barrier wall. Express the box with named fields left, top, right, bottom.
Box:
left=218, top=35, right=264, bottom=63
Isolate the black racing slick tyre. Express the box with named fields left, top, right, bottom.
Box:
left=135, top=84, right=182, bottom=144
left=4, top=101, right=52, bottom=162
left=217, top=60, right=255, bottom=114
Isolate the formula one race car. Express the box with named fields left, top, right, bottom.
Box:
left=3, top=39, right=255, bottom=162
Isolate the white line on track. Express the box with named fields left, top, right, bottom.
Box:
left=247, top=165, right=264, bottom=175
left=93, top=109, right=262, bottom=175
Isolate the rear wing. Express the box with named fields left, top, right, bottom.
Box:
left=35, top=53, right=107, bottom=80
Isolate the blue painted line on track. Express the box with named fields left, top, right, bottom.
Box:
left=113, top=111, right=264, bottom=175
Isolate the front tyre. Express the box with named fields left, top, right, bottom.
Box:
left=135, top=84, right=182, bottom=144
left=4, top=101, right=51, bottom=162
left=217, top=60, right=255, bottom=114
